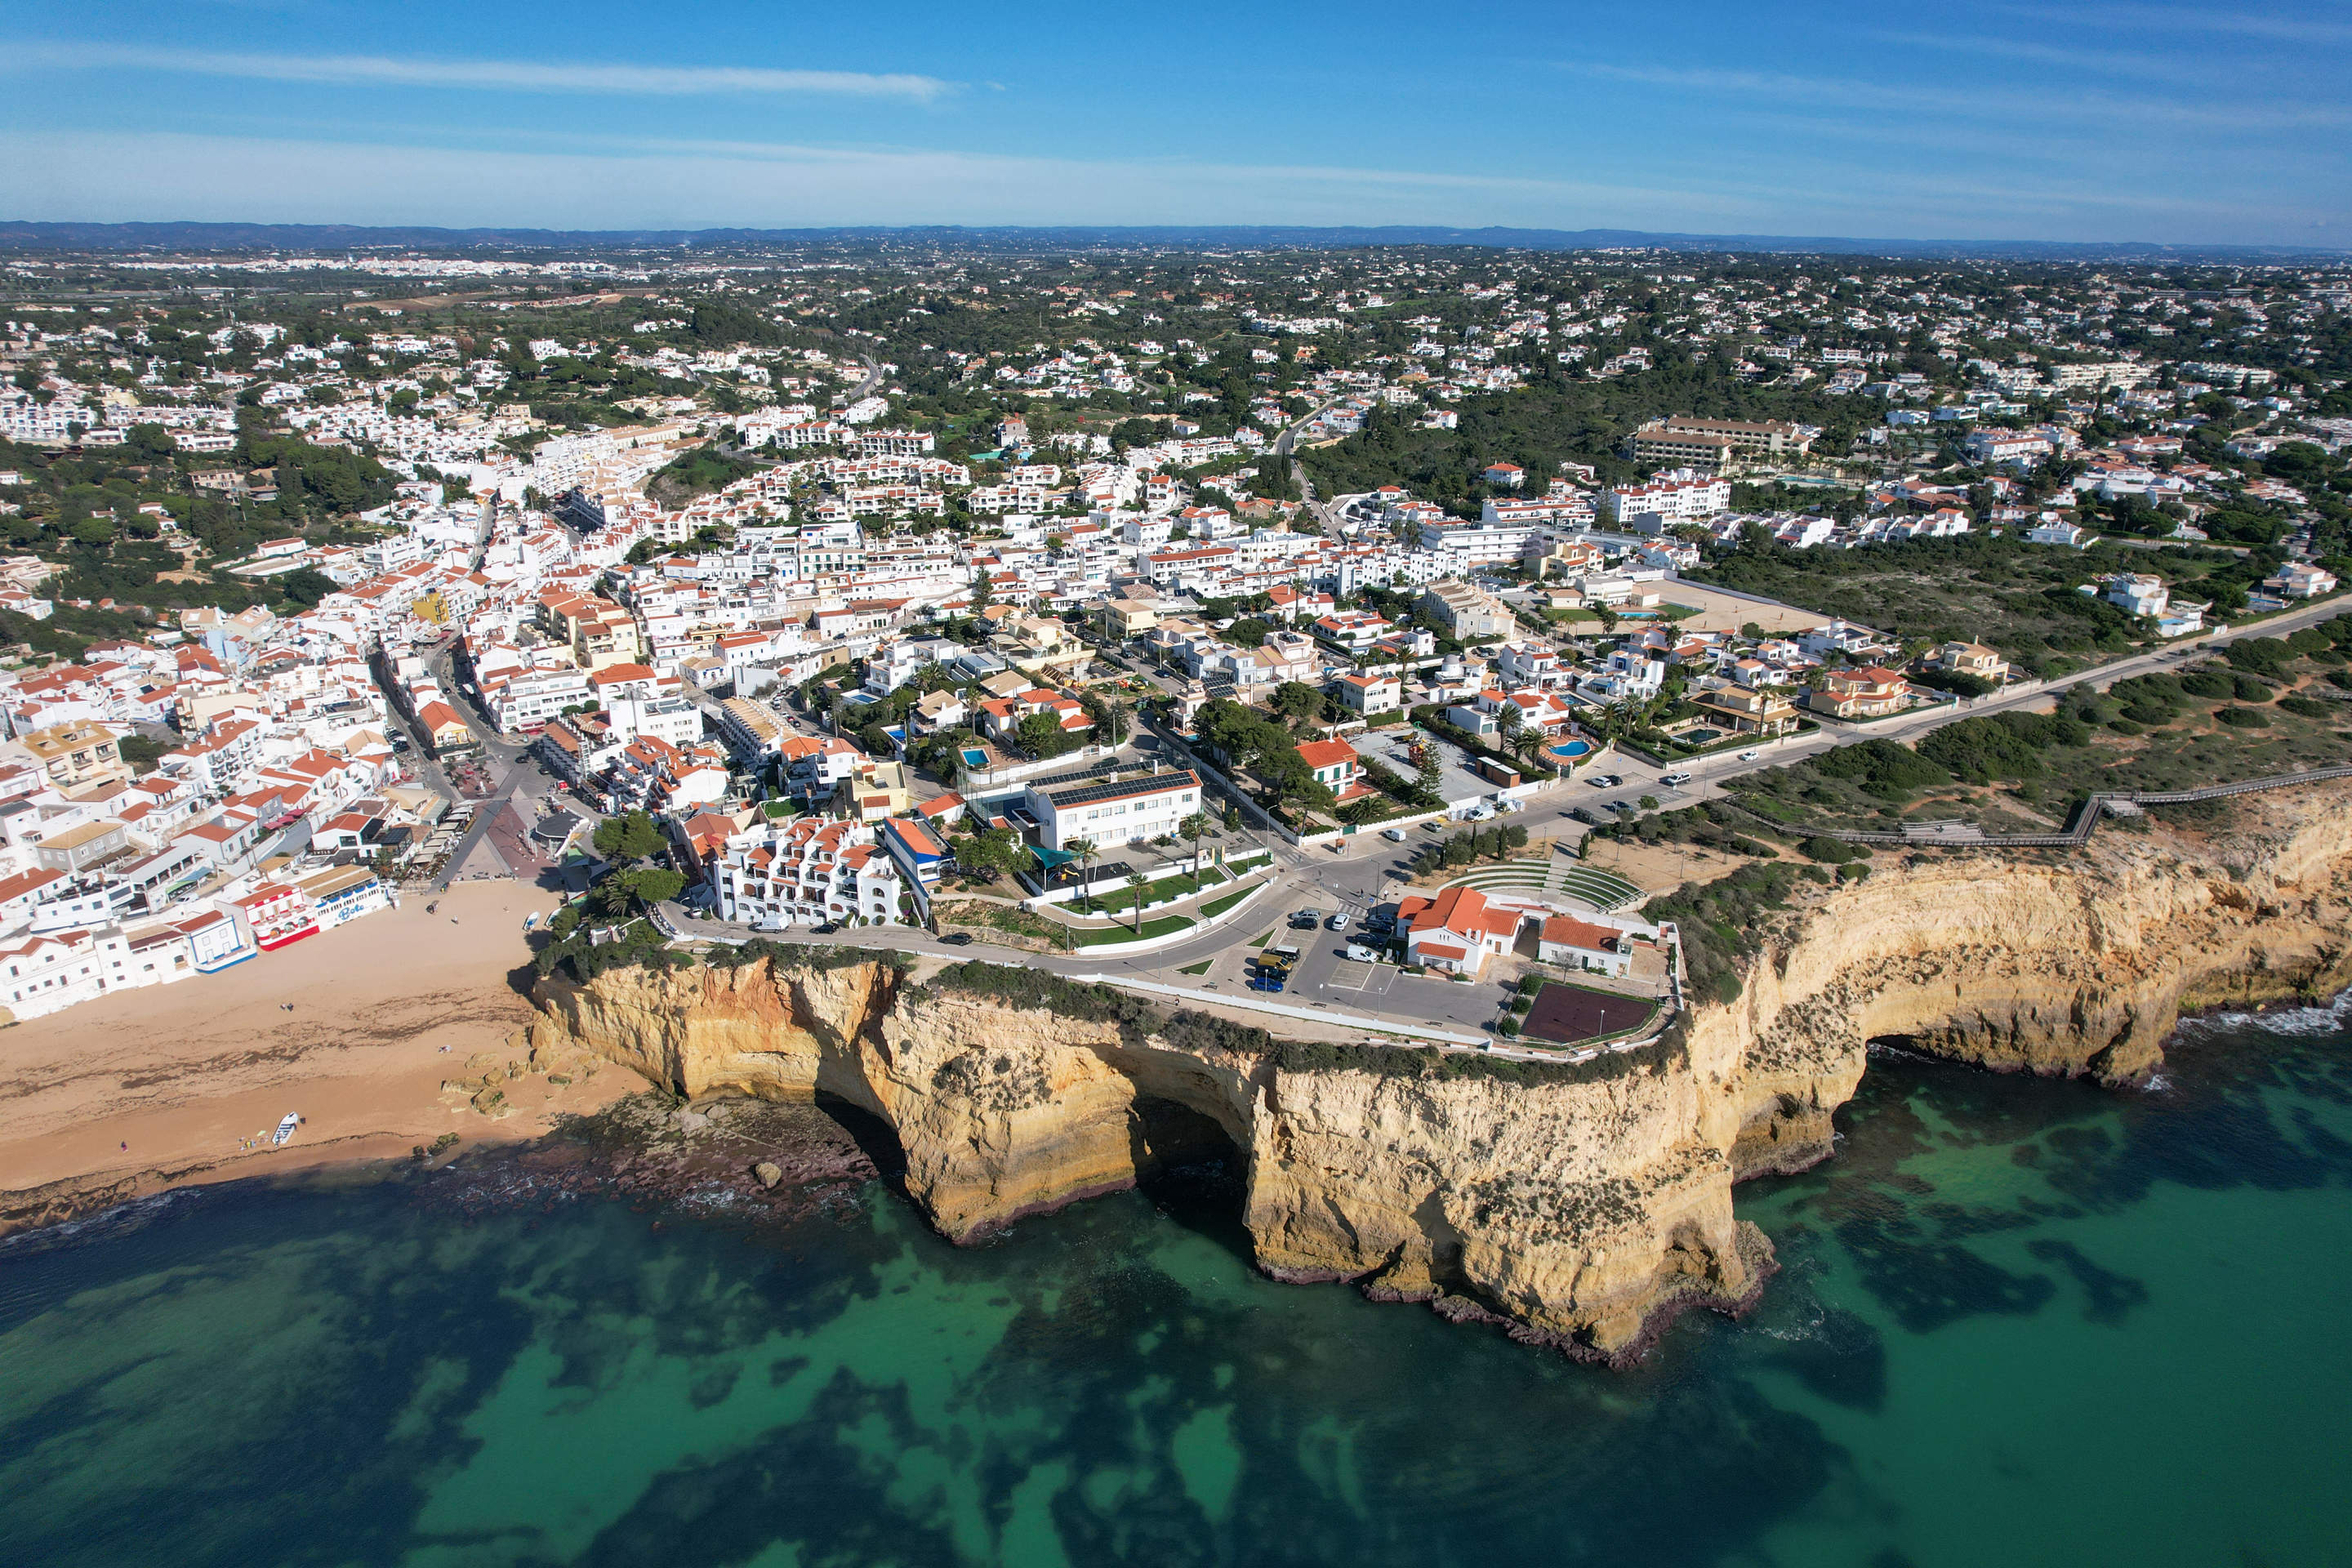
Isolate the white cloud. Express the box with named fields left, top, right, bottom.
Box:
left=7, top=42, right=956, bottom=100
left=1567, top=60, right=2352, bottom=131
left=1864, top=30, right=2223, bottom=82
left=2000, top=5, right=2352, bottom=46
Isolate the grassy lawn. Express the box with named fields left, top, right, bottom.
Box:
left=1177, top=959, right=1213, bottom=975
left=1071, top=866, right=1227, bottom=917
left=1197, top=884, right=1259, bottom=918
left=1075, top=915, right=1195, bottom=947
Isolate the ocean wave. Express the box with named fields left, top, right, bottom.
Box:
left=2175, top=987, right=2352, bottom=1040
left=0, top=1183, right=214, bottom=1258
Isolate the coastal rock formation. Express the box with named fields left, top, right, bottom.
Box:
left=529, top=960, right=1764, bottom=1361
left=1693, top=783, right=2352, bottom=1180
left=526, top=786, right=2352, bottom=1361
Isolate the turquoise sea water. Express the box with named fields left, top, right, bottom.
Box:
left=4, top=1010, right=2350, bottom=1568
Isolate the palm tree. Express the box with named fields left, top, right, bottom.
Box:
left=1126, top=871, right=1152, bottom=932
left=1178, top=811, right=1210, bottom=876
left=1066, top=836, right=1099, bottom=914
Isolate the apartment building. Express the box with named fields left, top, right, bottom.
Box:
left=1417, top=516, right=1540, bottom=568
left=20, top=721, right=127, bottom=791
left=1632, top=416, right=1813, bottom=470
left=1020, top=768, right=1202, bottom=852
left=1601, top=471, right=1732, bottom=529
left=1418, top=581, right=1512, bottom=640
left=712, top=817, right=906, bottom=927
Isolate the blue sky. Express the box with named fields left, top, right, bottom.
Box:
left=2, top=0, right=2348, bottom=243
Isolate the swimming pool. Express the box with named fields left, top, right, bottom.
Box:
left=1545, top=739, right=1593, bottom=763
left=961, top=747, right=989, bottom=769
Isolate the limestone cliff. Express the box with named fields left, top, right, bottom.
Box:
left=526, top=786, right=2352, bottom=1362
left=1695, top=782, right=2352, bottom=1182
left=529, top=959, right=1765, bottom=1363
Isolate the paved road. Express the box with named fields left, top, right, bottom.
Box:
left=1272, top=403, right=1343, bottom=536
left=646, top=592, right=2352, bottom=1035
left=653, top=803, right=1520, bottom=1038
left=1557, top=591, right=2352, bottom=821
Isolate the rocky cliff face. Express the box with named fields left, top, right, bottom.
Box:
left=527, top=786, right=2352, bottom=1362
left=1693, top=784, right=2352, bottom=1183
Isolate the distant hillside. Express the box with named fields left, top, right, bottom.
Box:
left=0, top=220, right=2341, bottom=261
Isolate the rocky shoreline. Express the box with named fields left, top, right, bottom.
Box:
left=403, top=1092, right=885, bottom=1229
left=1, top=1090, right=885, bottom=1248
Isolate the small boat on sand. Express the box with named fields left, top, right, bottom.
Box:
left=273, top=1113, right=300, bottom=1147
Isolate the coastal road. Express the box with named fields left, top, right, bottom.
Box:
left=640, top=592, right=2352, bottom=1038
left=1560, top=590, right=2352, bottom=819
left=654, top=798, right=1531, bottom=1041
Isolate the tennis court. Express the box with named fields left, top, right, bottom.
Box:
left=1521, top=982, right=1659, bottom=1045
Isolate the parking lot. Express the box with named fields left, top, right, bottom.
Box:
left=1273, top=910, right=1510, bottom=1033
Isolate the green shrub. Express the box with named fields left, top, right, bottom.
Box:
left=2224, top=638, right=2293, bottom=675
left=2278, top=695, right=2333, bottom=719
left=1496, top=1018, right=1521, bottom=1038
left=2108, top=719, right=2146, bottom=737
left=2232, top=675, right=2275, bottom=702
left=1810, top=738, right=1949, bottom=800
left=1800, top=835, right=1855, bottom=863
left=2180, top=669, right=2235, bottom=699
left=1915, top=710, right=2088, bottom=784
left=2217, top=706, right=2272, bottom=728
left=1836, top=861, right=1871, bottom=882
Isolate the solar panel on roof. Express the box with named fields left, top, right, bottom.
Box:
left=1042, top=770, right=1199, bottom=810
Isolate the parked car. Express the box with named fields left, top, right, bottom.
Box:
left=1588, top=773, right=1619, bottom=788
left=1344, top=943, right=1383, bottom=963
left=941, top=932, right=973, bottom=946
left=1661, top=772, right=1694, bottom=786
left=1609, top=800, right=1636, bottom=814
left=1326, top=912, right=1351, bottom=932
left=1381, top=826, right=1408, bottom=842
left=1291, top=909, right=1322, bottom=929
left=1247, top=975, right=1287, bottom=993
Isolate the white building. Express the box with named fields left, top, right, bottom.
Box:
left=1022, top=768, right=1201, bottom=852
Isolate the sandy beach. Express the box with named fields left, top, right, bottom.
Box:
left=0, top=880, right=636, bottom=1233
